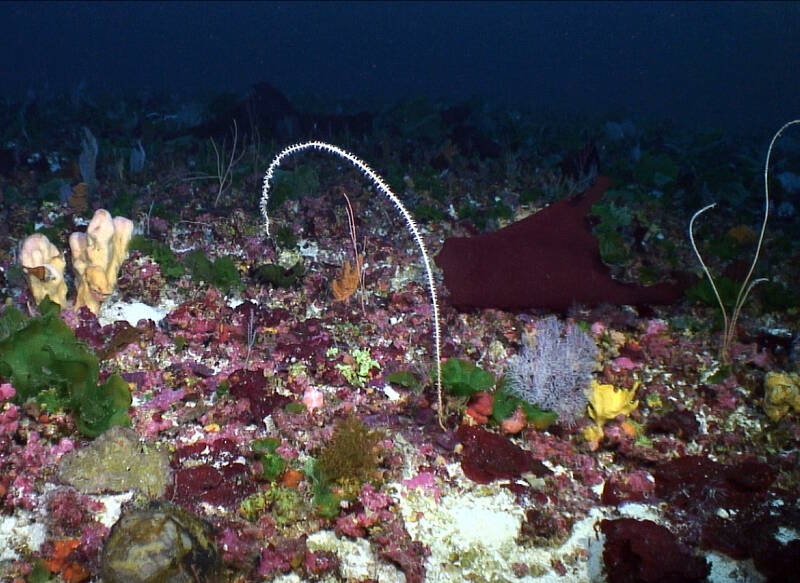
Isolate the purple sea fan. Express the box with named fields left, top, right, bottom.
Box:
left=505, top=316, right=598, bottom=425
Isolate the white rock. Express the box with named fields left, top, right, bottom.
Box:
left=99, top=299, right=173, bottom=326
left=90, top=491, right=134, bottom=528
left=307, top=530, right=404, bottom=582
left=0, top=510, right=46, bottom=561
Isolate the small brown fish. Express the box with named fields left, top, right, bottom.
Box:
left=22, top=265, right=49, bottom=281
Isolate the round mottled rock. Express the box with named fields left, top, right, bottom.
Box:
left=101, top=503, right=222, bottom=583
left=58, top=426, right=171, bottom=498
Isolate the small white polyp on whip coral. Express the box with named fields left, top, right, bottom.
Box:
left=260, top=141, right=445, bottom=428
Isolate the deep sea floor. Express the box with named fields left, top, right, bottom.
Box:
left=0, top=88, right=798, bottom=582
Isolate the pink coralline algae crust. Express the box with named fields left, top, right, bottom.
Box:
left=217, top=524, right=260, bottom=567
left=645, top=409, right=700, bottom=440
left=359, top=483, right=393, bottom=512
left=117, top=254, right=166, bottom=305
left=227, top=368, right=291, bottom=422
left=0, top=382, right=20, bottom=436
left=327, top=482, right=428, bottom=583
left=0, top=432, right=73, bottom=510
left=654, top=456, right=775, bottom=513
left=303, top=550, right=340, bottom=577
left=257, top=537, right=308, bottom=578
left=257, top=544, right=293, bottom=578
left=402, top=471, right=442, bottom=501
left=79, top=520, right=111, bottom=564
left=640, top=328, right=676, bottom=362
left=167, top=438, right=256, bottom=511
left=0, top=382, right=16, bottom=400
left=601, top=470, right=656, bottom=506
left=601, top=518, right=710, bottom=583
left=71, top=306, right=105, bottom=348
left=520, top=508, right=575, bottom=544
left=521, top=429, right=604, bottom=489
left=373, top=517, right=430, bottom=583
left=335, top=484, right=395, bottom=538
left=274, top=318, right=331, bottom=362
left=456, top=425, right=551, bottom=484
left=231, top=301, right=288, bottom=331
left=165, top=289, right=230, bottom=344
left=45, top=487, right=105, bottom=536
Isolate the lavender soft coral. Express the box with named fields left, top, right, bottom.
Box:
left=505, top=316, right=598, bottom=425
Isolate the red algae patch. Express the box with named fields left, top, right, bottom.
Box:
left=456, top=425, right=550, bottom=484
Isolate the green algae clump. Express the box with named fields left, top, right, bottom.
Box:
left=251, top=437, right=287, bottom=482
left=0, top=298, right=131, bottom=437
left=334, top=348, right=381, bottom=388
left=238, top=485, right=303, bottom=526
left=439, top=357, right=494, bottom=397
left=317, top=415, right=383, bottom=499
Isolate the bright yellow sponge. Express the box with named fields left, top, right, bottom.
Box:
left=584, top=380, right=639, bottom=446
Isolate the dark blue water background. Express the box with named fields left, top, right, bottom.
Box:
left=1, top=1, right=798, bottom=133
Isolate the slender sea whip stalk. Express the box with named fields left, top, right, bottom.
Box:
left=260, top=141, right=445, bottom=428
left=689, top=119, right=799, bottom=361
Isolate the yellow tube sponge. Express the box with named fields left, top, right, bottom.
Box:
left=584, top=380, right=639, bottom=446
left=108, top=216, right=134, bottom=284
left=763, top=371, right=800, bottom=422
left=19, top=233, right=68, bottom=306
left=70, top=209, right=134, bottom=314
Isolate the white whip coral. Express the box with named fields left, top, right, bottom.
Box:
left=260, top=141, right=445, bottom=428
left=689, top=119, right=799, bottom=362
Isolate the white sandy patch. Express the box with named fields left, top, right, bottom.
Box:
left=0, top=510, right=46, bottom=561
left=99, top=299, right=174, bottom=326
left=307, top=530, right=404, bottom=582
left=89, top=491, right=134, bottom=528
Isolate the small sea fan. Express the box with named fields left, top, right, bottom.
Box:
left=505, top=316, right=598, bottom=425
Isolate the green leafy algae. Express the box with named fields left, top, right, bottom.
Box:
left=0, top=299, right=131, bottom=437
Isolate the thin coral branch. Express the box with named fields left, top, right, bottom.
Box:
left=689, top=203, right=729, bottom=349
left=341, top=191, right=366, bottom=314
left=182, top=120, right=247, bottom=206
left=689, top=119, right=799, bottom=362
left=260, top=141, right=445, bottom=428
left=214, top=120, right=247, bottom=206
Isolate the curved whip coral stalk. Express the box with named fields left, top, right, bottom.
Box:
left=260, top=141, right=445, bottom=428
left=689, top=119, right=799, bottom=361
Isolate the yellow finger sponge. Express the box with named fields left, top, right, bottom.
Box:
left=70, top=209, right=134, bottom=314
left=19, top=233, right=69, bottom=307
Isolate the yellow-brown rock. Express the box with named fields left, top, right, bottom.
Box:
left=763, top=371, right=800, bottom=422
